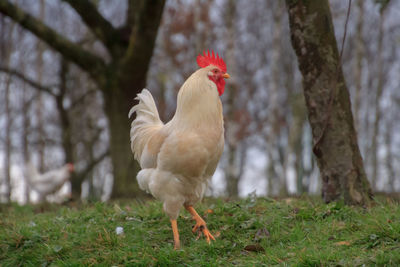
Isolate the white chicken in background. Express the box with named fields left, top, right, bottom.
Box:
left=129, top=50, right=230, bottom=249
left=25, top=162, right=74, bottom=203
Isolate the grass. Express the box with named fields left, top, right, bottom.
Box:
left=0, top=196, right=399, bottom=266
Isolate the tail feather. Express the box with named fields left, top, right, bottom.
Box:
left=129, top=89, right=163, bottom=161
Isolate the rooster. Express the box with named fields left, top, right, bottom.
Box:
left=129, top=50, right=229, bottom=249
left=25, top=162, right=74, bottom=202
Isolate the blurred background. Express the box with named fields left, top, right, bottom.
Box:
left=0, top=0, right=399, bottom=204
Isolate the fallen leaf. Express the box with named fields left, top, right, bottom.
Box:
left=334, top=241, right=351, bottom=246
left=244, top=244, right=265, bottom=253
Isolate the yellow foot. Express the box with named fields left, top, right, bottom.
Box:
left=193, top=223, right=215, bottom=243
left=170, top=219, right=181, bottom=250
left=174, top=241, right=181, bottom=250
left=185, top=205, right=215, bottom=244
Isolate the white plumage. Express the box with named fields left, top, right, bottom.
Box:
left=25, top=162, right=74, bottom=202
left=129, top=64, right=228, bottom=249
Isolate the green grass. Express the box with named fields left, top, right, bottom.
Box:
left=1, top=196, right=399, bottom=266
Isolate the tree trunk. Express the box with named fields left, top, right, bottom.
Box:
left=20, top=60, right=31, bottom=203
left=22, top=81, right=31, bottom=203
left=289, top=93, right=307, bottom=194
left=285, top=0, right=372, bottom=205
left=57, top=59, right=74, bottom=165
left=0, top=0, right=165, bottom=199
left=1, top=17, right=16, bottom=203
left=103, top=85, right=143, bottom=198
left=224, top=0, right=241, bottom=197
left=56, top=58, right=80, bottom=198
left=371, top=7, right=386, bottom=190
left=4, top=69, right=12, bottom=202
left=384, top=118, right=395, bottom=192
left=353, top=0, right=364, bottom=132
left=269, top=0, right=288, bottom=196
left=36, top=0, right=46, bottom=172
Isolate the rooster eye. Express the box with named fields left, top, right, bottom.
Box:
left=213, top=69, right=218, bottom=73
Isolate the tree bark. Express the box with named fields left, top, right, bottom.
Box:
left=384, top=119, right=395, bottom=192
left=3, top=66, right=12, bottom=202
left=103, top=85, right=144, bottom=198
left=371, top=7, right=387, bottom=190
left=21, top=80, right=31, bottom=203
left=285, top=0, right=372, bottom=205
left=269, top=1, right=287, bottom=196
left=288, top=93, right=307, bottom=194
left=353, top=0, right=364, bottom=132
left=224, top=0, right=240, bottom=197
left=35, top=0, right=46, bottom=173
left=1, top=16, right=16, bottom=203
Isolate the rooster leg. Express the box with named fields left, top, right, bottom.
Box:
left=170, top=219, right=180, bottom=250
left=185, top=205, right=215, bottom=243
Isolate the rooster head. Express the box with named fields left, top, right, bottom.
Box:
left=67, top=163, right=75, bottom=173
left=197, top=50, right=230, bottom=96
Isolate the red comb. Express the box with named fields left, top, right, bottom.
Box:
left=196, top=50, right=227, bottom=72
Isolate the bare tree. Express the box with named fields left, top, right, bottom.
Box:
left=371, top=2, right=389, bottom=190
left=0, top=17, right=15, bottom=202
left=269, top=1, right=288, bottom=196
left=0, top=0, right=165, bottom=198
left=224, top=0, right=241, bottom=197
left=36, top=0, right=46, bottom=173
left=353, top=0, right=364, bottom=132
left=286, top=0, right=372, bottom=205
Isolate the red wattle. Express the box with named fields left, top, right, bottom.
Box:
left=209, top=76, right=225, bottom=96
left=216, top=79, right=225, bottom=96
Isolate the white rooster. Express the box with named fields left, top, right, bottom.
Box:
left=129, top=50, right=229, bottom=249
left=25, top=162, right=74, bottom=203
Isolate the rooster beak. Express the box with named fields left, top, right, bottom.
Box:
left=222, top=73, right=230, bottom=79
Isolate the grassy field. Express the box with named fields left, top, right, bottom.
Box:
left=1, top=196, right=399, bottom=266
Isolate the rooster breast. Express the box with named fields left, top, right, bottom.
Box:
left=158, top=130, right=219, bottom=179
left=138, top=125, right=223, bottom=213
left=158, top=124, right=223, bottom=196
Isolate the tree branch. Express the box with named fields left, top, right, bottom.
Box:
left=0, top=0, right=106, bottom=81
left=121, top=0, right=165, bottom=79
left=70, top=88, right=97, bottom=110
left=0, top=65, right=57, bottom=96
left=61, top=0, right=124, bottom=55
left=74, top=149, right=109, bottom=183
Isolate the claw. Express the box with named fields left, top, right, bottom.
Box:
left=202, top=228, right=215, bottom=243
left=192, top=222, right=215, bottom=243
left=185, top=205, right=216, bottom=244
